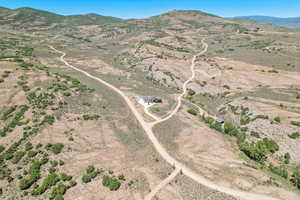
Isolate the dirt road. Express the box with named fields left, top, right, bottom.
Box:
left=144, top=168, right=181, bottom=200
left=49, top=39, right=279, bottom=200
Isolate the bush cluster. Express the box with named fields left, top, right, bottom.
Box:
left=102, top=175, right=121, bottom=191
left=239, top=138, right=279, bottom=163
left=82, top=114, right=100, bottom=120
left=0, top=105, right=29, bottom=137
left=81, top=165, right=100, bottom=183
left=45, top=143, right=64, bottom=154
left=268, top=164, right=288, bottom=179
left=31, top=173, right=60, bottom=196
left=19, top=158, right=48, bottom=190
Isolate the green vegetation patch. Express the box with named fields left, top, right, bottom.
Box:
left=81, top=165, right=101, bottom=183
left=102, top=175, right=121, bottom=191
left=187, top=108, right=198, bottom=116
left=45, top=143, right=64, bottom=154
left=143, top=40, right=191, bottom=53
left=239, top=138, right=279, bottom=163
left=82, top=114, right=100, bottom=120
left=291, top=121, right=300, bottom=127
left=288, top=132, right=300, bottom=139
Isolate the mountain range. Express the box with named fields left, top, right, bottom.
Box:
left=234, top=16, right=300, bottom=29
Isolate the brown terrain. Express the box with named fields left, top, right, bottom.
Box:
left=0, top=7, right=300, bottom=200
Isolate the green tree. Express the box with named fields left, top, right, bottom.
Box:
left=284, top=153, right=291, bottom=164
left=291, top=170, right=300, bottom=189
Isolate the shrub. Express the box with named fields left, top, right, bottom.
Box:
left=239, top=138, right=279, bottom=162
left=224, top=122, right=239, bottom=136
left=239, top=142, right=268, bottom=162
left=284, top=153, right=291, bottom=164
left=3, top=142, right=21, bottom=160
left=263, top=138, right=279, bottom=153
left=290, top=170, right=300, bottom=189
left=50, top=183, right=68, bottom=200
left=0, top=145, right=5, bottom=153
left=25, top=142, right=33, bottom=151
left=268, top=69, right=279, bottom=73
left=118, top=174, right=125, bottom=181
left=1, top=105, right=17, bottom=121
left=31, top=173, right=60, bottom=196
left=86, top=166, right=95, bottom=174
left=50, top=161, right=58, bottom=167
left=252, top=115, right=269, bottom=121
left=102, top=175, right=121, bottom=191
left=288, top=132, right=300, bottom=139
left=187, top=88, right=196, bottom=96
left=36, top=143, right=42, bottom=149
left=291, top=121, right=300, bottom=127
left=19, top=158, right=47, bottom=190
left=240, top=116, right=251, bottom=125
left=60, top=173, right=72, bottom=181
left=202, top=116, right=215, bottom=125
left=82, top=174, right=92, bottom=183
left=11, top=151, right=25, bottom=164
left=269, top=164, right=288, bottom=179
left=42, top=115, right=55, bottom=125
left=69, top=180, right=77, bottom=187
left=63, top=92, right=71, bottom=97
left=45, top=143, right=64, bottom=154
left=187, top=109, right=198, bottom=116
left=210, top=122, right=223, bottom=132
left=51, top=144, right=64, bottom=154
left=223, top=85, right=230, bottom=90
left=27, top=150, right=38, bottom=158
left=250, top=131, right=260, bottom=138
left=81, top=166, right=100, bottom=183
left=274, top=116, right=281, bottom=123
left=82, top=114, right=100, bottom=120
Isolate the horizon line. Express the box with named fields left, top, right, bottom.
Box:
left=1, top=5, right=300, bottom=19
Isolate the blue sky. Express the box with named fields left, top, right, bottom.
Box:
left=0, top=0, right=299, bottom=18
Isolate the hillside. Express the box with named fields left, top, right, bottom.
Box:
left=0, top=7, right=300, bottom=200
left=0, top=7, right=122, bottom=29
left=234, top=16, right=300, bottom=30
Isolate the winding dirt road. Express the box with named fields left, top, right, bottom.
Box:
left=49, top=39, right=279, bottom=200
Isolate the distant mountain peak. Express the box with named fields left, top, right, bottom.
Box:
left=233, top=16, right=300, bottom=29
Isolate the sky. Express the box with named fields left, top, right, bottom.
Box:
left=0, top=0, right=299, bottom=19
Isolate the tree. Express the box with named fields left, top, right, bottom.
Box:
left=284, top=153, right=291, bottom=164
left=291, top=170, right=300, bottom=189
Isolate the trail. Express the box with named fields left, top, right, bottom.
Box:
left=144, top=168, right=181, bottom=200
left=150, top=40, right=208, bottom=127
left=49, top=39, right=279, bottom=200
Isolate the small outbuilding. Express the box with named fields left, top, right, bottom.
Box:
left=216, top=118, right=225, bottom=124
left=142, top=96, right=163, bottom=104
